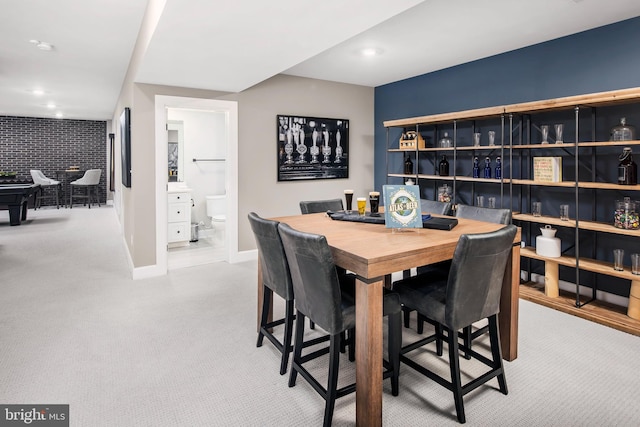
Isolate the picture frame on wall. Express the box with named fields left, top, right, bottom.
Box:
left=277, top=115, right=349, bottom=181
left=120, top=107, right=131, bottom=188
left=109, top=133, right=115, bottom=192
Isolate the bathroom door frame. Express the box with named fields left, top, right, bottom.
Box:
left=154, top=96, right=238, bottom=273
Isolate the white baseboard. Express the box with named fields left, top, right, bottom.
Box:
left=230, top=249, right=257, bottom=264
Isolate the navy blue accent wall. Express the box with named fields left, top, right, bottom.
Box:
left=375, top=16, right=640, bottom=188
left=374, top=17, right=640, bottom=298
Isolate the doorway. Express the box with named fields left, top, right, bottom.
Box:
left=154, top=96, right=238, bottom=273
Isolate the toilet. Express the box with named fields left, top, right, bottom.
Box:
left=206, top=194, right=226, bottom=225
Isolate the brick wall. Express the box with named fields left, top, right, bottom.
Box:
left=0, top=116, right=107, bottom=206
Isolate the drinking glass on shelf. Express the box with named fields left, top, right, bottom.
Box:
left=476, top=195, right=485, bottom=208
left=555, top=124, right=564, bottom=144
left=541, top=125, right=550, bottom=144
left=488, top=130, right=496, bottom=146
left=613, top=249, right=625, bottom=271
left=560, top=204, right=569, bottom=221
left=473, top=132, right=481, bottom=147
left=488, top=197, right=496, bottom=208
left=532, top=202, right=542, bottom=217
left=631, top=253, right=640, bottom=275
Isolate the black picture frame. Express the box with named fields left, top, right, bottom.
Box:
left=109, top=133, right=115, bottom=192
left=277, top=115, right=349, bottom=181
left=120, top=107, right=131, bottom=188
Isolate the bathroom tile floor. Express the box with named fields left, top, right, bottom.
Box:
left=168, top=224, right=226, bottom=270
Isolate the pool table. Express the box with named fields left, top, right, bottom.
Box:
left=0, top=183, right=40, bottom=225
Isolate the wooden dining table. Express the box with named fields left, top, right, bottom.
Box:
left=260, top=212, right=521, bottom=427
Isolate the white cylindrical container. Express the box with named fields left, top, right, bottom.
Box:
left=536, top=225, right=561, bottom=258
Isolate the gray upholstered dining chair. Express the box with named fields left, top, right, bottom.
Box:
left=299, top=197, right=347, bottom=331
left=248, top=212, right=297, bottom=375
left=420, top=199, right=452, bottom=216
left=278, top=222, right=401, bottom=427
left=69, top=169, right=101, bottom=208
left=393, top=224, right=517, bottom=424
left=299, top=198, right=343, bottom=214
left=406, top=203, right=513, bottom=361
left=30, top=169, right=61, bottom=209
left=407, top=204, right=512, bottom=345
left=455, top=203, right=512, bottom=224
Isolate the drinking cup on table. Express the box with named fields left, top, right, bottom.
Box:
left=560, top=204, right=569, bottom=221
left=532, top=202, right=542, bottom=217
left=369, top=191, right=380, bottom=215
left=613, top=249, right=625, bottom=271
left=488, top=197, right=496, bottom=209
left=344, top=189, right=353, bottom=213
left=631, top=253, right=640, bottom=275
left=357, top=197, right=367, bottom=216
left=476, top=195, right=485, bottom=208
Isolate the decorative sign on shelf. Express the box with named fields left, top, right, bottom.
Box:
left=533, top=157, right=562, bottom=182
left=383, top=185, right=423, bottom=228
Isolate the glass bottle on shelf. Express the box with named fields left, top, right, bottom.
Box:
left=618, top=147, right=637, bottom=185
left=439, top=132, right=452, bottom=148
left=404, top=153, right=414, bottom=175
left=438, top=184, right=451, bottom=202
left=610, top=117, right=637, bottom=141
left=614, top=197, right=639, bottom=230
left=484, top=157, right=492, bottom=179
left=495, top=156, right=502, bottom=179
left=472, top=156, right=480, bottom=178
left=438, top=155, right=449, bottom=176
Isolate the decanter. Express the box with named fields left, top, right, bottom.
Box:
left=484, top=157, right=492, bottom=179
left=472, top=156, right=480, bottom=178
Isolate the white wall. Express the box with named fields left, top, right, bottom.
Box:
left=167, top=109, right=227, bottom=225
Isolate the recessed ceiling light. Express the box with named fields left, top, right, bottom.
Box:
left=47, top=103, right=56, bottom=109
left=55, top=112, right=63, bottom=118
left=32, top=89, right=44, bottom=96
left=29, top=39, right=54, bottom=51
left=360, top=47, right=383, bottom=57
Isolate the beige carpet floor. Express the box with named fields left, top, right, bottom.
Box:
left=1, top=206, right=639, bottom=426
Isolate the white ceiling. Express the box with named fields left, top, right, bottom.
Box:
left=2, top=0, right=640, bottom=121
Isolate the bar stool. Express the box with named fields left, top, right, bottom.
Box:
left=69, top=169, right=101, bottom=208
left=30, top=170, right=61, bottom=209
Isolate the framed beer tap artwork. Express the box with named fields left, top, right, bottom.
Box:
left=277, top=115, right=349, bottom=182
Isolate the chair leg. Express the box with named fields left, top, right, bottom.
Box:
left=288, top=312, right=305, bottom=388
left=462, top=326, right=472, bottom=360
left=323, top=335, right=341, bottom=427
left=488, top=315, right=508, bottom=395
left=348, top=328, right=355, bottom=362
left=435, top=323, right=444, bottom=356
left=402, top=306, right=411, bottom=328
left=280, top=299, right=295, bottom=375
left=388, top=311, right=401, bottom=396
left=417, top=313, right=425, bottom=334
left=446, top=327, right=465, bottom=424
left=256, top=286, right=271, bottom=348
